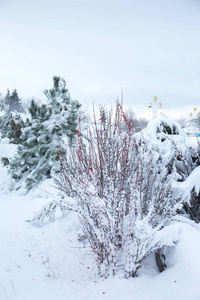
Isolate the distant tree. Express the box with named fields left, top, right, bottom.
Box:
left=4, top=89, right=10, bottom=108
left=4, top=89, right=24, bottom=113
left=0, top=92, right=6, bottom=111
left=176, top=117, right=188, bottom=129
left=195, top=114, right=200, bottom=132
left=99, top=106, right=108, bottom=131
left=122, top=108, right=147, bottom=133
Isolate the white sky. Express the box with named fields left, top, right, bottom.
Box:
left=0, top=0, right=200, bottom=119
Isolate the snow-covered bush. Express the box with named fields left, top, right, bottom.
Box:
left=54, top=103, right=183, bottom=278
left=182, top=188, right=200, bottom=222
left=144, top=116, right=200, bottom=181
left=176, top=165, right=200, bottom=223
left=143, top=116, right=200, bottom=223
left=143, top=117, right=182, bottom=141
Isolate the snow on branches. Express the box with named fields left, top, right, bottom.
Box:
left=55, top=103, right=183, bottom=278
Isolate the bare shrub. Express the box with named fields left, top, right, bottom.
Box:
left=54, top=102, right=181, bottom=278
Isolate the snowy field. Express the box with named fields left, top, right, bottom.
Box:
left=1, top=142, right=200, bottom=300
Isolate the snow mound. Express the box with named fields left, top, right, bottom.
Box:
left=0, top=142, right=18, bottom=159
left=176, top=166, right=200, bottom=196
left=143, top=117, right=183, bottom=141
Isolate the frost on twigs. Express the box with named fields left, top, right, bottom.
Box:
left=31, top=198, right=78, bottom=227
left=55, top=102, right=183, bottom=278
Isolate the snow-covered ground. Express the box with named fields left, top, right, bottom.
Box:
left=1, top=141, right=200, bottom=300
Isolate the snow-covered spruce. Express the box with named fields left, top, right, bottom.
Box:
left=5, top=76, right=82, bottom=190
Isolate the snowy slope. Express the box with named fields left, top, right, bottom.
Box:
left=1, top=142, right=200, bottom=300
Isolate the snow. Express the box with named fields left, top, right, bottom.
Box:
left=175, top=166, right=200, bottom=196
left=1, top=138, right=200, bottom=299
left=143, top=117, right=183, bottom=141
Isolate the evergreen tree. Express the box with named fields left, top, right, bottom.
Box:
left=0, top=93, right=6, bottom=111
left=9, top=100, right=51, bottom=189
left=7, top=115, right=27, bottom=144
left=4, top=89, right=10, bottom=108
left=0, top=110, right=13, bottom=138
left=0, top=111, right=27, bottom=144
left=7, top=77, right=82, bottom=190
left=43, top=76, right=81, bottom=146
left=4, top=89, right=24, bottom=113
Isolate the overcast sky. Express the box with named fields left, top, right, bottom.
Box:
left=0, top=0, right=200, bottom=119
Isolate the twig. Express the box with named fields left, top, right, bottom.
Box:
left=0, top=282, right=7, bottom=299
left=10, top=278, right=16, bottom=295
